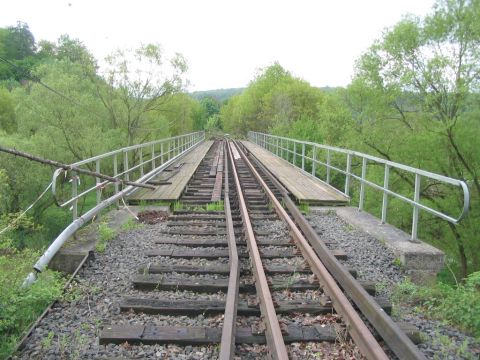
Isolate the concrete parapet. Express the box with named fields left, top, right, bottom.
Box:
left=311, top=206, right=444, bottom=284
left=49, top=205, right=170, bottom=274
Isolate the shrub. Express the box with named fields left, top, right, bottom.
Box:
left=0, top=249, right=64, bottom=359
left=392, top=273, right=480, bottom=338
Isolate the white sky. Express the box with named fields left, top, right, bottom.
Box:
left=0, top=0, right=435, bottom=91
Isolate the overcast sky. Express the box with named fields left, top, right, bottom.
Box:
left=1, top=0, right=435, bottom=91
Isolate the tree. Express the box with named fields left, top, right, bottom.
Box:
left=0, top=89, right=16, bottom=133
left=345, top=0, right=480, bottom=277
left=4, top=22, right=36, bottom=60
left=96, top=44, right=188, bottom=145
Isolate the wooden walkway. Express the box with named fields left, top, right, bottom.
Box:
left=129, top=141, right=213, bottom=203
left=241, top=141, right=348, bottom=205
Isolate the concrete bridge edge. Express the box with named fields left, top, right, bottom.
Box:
left=311, top=206, right=445, bottom=285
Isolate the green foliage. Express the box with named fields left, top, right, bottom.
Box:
left=298, top=202, right=310, bottom=215
left=0, top=89, right=16, bottom=133
left=206, top=201, right=224, bottom=211
left=95, top=222, right=116, bottom=253
left=120, top=218, right=143, bottom=232
left=392, top=274, right=480, bottom=338
left=173, top=201, right=185, bottom=211
left=0, top=249, right=64, bottom=359
left=219, top=1, right=480, bottom=279
left=344, top=0, right=480, bottom=278
left=190, top=88, right=244, bottom=102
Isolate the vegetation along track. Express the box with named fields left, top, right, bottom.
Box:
left=16, top=139, right=426, bottom=359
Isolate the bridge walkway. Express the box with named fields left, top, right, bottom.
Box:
left=241, top=141, right=348, bottom=205
left=128, top=141, right=213, bottom=203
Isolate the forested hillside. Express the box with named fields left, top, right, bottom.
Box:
left=190, top=87, right=244, bottom=102
left=221, top=0, right=480, bottom=279
left=0, top=0, right=479, bottom=356
left=0, top=23, right=217, bottom=357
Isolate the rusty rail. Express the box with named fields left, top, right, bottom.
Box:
left=219, top=141, right=240, bottom=359
left=238, top=141, right=428, bottom=360
left=227, top=141, right=289, bottom=360
left=234, top=140, right=390, bottom=359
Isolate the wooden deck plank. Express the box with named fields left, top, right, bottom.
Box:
left=129, top=141, right=213, bottom=202
left=241, top=141, right=349, bottom=205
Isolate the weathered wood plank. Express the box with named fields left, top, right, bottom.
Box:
left=153, top=236, right=292, bottom=246
left=145, top=247, right=346, bottom=259
left=99, top=324, right=336, bottom=345
left=140, top=263, right=310, bottom=275
left=132, top=274, right=320, bottom=292
left=129, top=141, right=213, bottom=202
left=241, top=141, right=349, bottom=205
left=120, top=297, right=334, bottom=316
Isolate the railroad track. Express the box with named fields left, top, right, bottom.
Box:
left=14, top=138, right=426, bottom=359
left=97, top=139, right=426, bottom=359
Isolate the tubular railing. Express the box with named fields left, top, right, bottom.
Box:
left=24, top=131, right=205, bottom=286
left=52, top=131, right=205, bottom=220
left=248, top=131, right=470, bottom=241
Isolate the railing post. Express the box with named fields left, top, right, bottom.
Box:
left=293, top=141, right=297, bottom=166
left=124, top=151, right=129, bottom=182
left=113, top=154, right=119, bottom=208
left=151, top=144, right=156, bottom=170
left=359, top=158, right=367, bottom=211
left=381, top=165, right=390, bottom=223
left=72, top=171, right=78, bottom=220
left=301, top=143, right=305, bottom=171
left=345, top=153, right=352, bottom=197
left=96, top=159, right=101, bottom=205
left=326, top=150, right=331, bottom=184
left=412, top=174, right=421, bottom=241
left=276, top=137, right=279, bottom=156
left=161, top=143, right=164, bottom=164
left=139, top=147, right=144, bottom=177
left=312, top=145, right=316, bottom=177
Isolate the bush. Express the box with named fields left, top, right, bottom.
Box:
left=392, top=273, right=480, bottom=338
left=0, top=249, right=64, bottom=359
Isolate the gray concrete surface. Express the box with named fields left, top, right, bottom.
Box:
left=311, top=206, right=445, bottom=284
left=49, top=205, right=170, bottom=273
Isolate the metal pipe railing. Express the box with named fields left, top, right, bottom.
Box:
left=248, top=131, right=470, bottom=241
left=23, top=131, right=205, bottom=286
left=52, top=131, right=205, bottom=220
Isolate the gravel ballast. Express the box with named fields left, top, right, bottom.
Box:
left=306, top=209, right=479, bottom=359
left=15, top=220, right=224, bottom=360
left=14, top=206, right=479, bottom=359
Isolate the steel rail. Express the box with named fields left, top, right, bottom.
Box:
left=234, top=141, right=389, bottom=359
left=239, top=141, right=428, bottom=360
left=219, top=141, right=240, bottom=359
left=227, top=141, right=289, bottom=360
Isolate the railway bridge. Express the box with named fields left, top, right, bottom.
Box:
left=13, top=131, right=470, bottom=359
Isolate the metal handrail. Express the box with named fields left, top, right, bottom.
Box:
left=52, top=131, right=205, bottom=220
left=248, top=131, right=470, bottom=240
left=24, top=131, right=205, bottom=286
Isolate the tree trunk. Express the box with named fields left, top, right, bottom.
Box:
left=448, top=222, right=468, bottom=279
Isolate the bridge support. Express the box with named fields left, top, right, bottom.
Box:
left=314, top=206, right=445, bottom=284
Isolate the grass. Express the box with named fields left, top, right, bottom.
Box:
left=94, top=222, right=116, bottom=253
left=120, top=218, right=143, bottom=231
left=173, top=201, right=224, bottom=212
left=0, top=249, right=64, bottom=359
left=206, top=201, right=224, bottom=211
left=298, top=201, right=310, bottom=215
left=392, top=272, right=480, bottom=339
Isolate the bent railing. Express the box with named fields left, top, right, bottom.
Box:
left=24, top=131, right=205, bottom=286
left=248, top=131, right=470, bottom=241
left=52, top=132, right=205, bottom=220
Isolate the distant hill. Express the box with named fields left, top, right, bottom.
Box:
left=190, top=88, right=244, bottom=102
